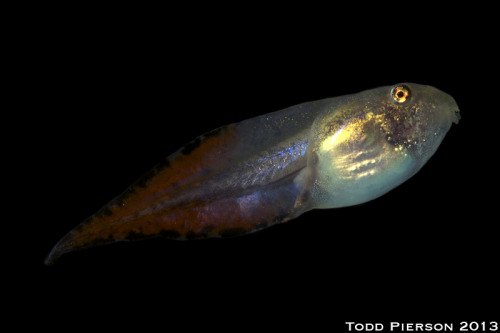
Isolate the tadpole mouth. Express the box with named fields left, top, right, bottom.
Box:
left=452, top=109, right=461, bottom=124
left=435, top=87, right=460, bottom=125
left=442, top=94, right=460, bottom=125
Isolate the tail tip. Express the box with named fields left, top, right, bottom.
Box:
left=44, top=246, right=62, bottom=266
left=44, top=236, right=72, bottom=265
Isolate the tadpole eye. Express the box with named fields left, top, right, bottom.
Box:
left=391, top=85, right=410, bottom=103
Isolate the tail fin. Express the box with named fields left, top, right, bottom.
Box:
left=45, top=124, right=307, bottom=265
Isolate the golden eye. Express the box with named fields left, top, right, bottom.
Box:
left=391, top=85, right=410, bottom=103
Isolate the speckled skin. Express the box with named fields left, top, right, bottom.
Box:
left=45, top=83, right=459, bottom=265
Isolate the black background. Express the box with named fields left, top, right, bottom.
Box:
left=16, top=4, right=497, bottom=331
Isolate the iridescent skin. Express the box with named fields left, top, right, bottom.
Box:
left=45, top=83, right=459, bottom=265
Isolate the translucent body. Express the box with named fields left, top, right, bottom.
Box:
left=45, top=83, right=459, bottom=264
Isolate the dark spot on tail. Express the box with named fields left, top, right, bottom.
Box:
left=94, top=206, right=113, bottom=219
left=84, top=233, right=117, bottom=249
left=180, top=125, right=228, bottom=156
left=136, top=170, right=155, bottom=188
left=184, top=225, right=216, bottom=240
left=113, top=187, right=136, bottom=207
left=155, top=158, right=171, bottom=170
left=132, top=158, right=172, bottom=189
left=257, top=220, right=269, bottom=230
left=220, top=228, right=247, bottom=238
left=159, top=230, right=182, bottom=239
left=126, top=230, right=147, bottom=241
left=204, top=126, right=225, bottom=139
left=185, top=231, right=198, bottom=240
left=201, top=224, right=215, bottom=235
left=181, top=137, right=201, bottom=155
